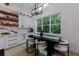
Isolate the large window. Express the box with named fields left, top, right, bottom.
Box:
left=37, top=13, right=61, bottom=34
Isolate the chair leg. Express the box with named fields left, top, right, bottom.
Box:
left=35, top=43, right=38, bottom=56
left=67, top=44, right=69, bottom=56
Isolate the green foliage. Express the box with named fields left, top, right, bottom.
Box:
left=37, top=19, right=42, bottom=25
left=43, top=25, right=49, bottom=33
left=37, top=26, right=42, bottom=32
left=51, top=14, right=61, bottom=34
left=37, top=13, right=61, bottom=34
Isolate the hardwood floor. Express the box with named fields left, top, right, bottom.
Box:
left=5, top=43, right=79, bottom=56
left=15, top=51, right=79, bottom=56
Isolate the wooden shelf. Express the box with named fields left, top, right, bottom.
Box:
left=0, top=23, right=18, bottom=27
left=0, top=9, right=19, bottom=27
left=0, top=17, right=18, bottom=22
left=0, top=10, right=18, bottom=17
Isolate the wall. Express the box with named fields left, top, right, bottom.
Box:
left=31, top=3, right=79, bottom=53
left=60, top=4, right=79, bottom=53
left=0, top=3, right=19, bottom=13
left=18, top=4, right=32, bottom=28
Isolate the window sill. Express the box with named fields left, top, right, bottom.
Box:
left=35, top=32, right=61, bottom=37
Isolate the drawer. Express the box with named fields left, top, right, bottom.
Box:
left=5, top=37, right=19, bottom=48
left=0, top=38, right=5, bottom=49
left=6, top=37, right=18, bottom=43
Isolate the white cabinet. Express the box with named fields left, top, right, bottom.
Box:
left=0, top=37, right=5, bottom=49
left=18, top=35, right=26, bottom=44
left=5, top=34, right=27, bottom=49
left=5, top=36, right=19, bottom=48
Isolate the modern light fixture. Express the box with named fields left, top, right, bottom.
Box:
left=43, top=3, right=48, bottom=9
left=31, top=3, right=48, bottom=16
left=25, top=3, right=48, bottom=18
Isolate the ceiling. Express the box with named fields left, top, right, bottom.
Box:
left=0, top=3, right=49, bottom=16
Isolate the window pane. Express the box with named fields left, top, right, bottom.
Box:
left=37, top=26, right=42, bottom=32
left=51, top=16, right=55, bottom=24
left=37, top=19, right=42, bottom=25
left=51, top=14, right=61, bottom=34
left=51, top=14, right=61, bottom=24
left=55, top=15, right=61, bottom=23
left=43, top=25, right=49, bottom=33
left=51, top=24, right=61, bottom=34
left=43, top=16, right=50, bottom=25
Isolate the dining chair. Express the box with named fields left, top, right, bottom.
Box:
left=54, top=39, right=69, bottom=56
left=35, top=39, right=47, bottom=56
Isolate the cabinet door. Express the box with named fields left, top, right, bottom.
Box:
left=18, top=35, right=26, bottom=44
left=0, top=38, right=5, bottom=49
left=5, top=36, right=19, bottom=48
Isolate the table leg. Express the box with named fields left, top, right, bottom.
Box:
left=47, top=42, right=55, bottom=56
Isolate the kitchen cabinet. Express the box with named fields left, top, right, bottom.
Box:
left=5, top=36, right=19, bottom=48
left=0, top=37, right=5, bottom=49
left=18, top=35, right=26, bottom=44
left=5, top=34, right=27, bottom=49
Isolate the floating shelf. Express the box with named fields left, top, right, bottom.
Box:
left=0, top=23, right=18, bottom=27
left=0, top=10, right=18, bottom=17
left=0, top=9, right=19, bottom=27
left=0, top=17, right=18, bottom=22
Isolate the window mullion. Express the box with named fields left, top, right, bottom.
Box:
left=49, top=16, right=51, bottom=34
left=42, top=18, right=43, bottom=31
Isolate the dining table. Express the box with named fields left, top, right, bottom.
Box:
left=28, top=33, right=61, bottom=56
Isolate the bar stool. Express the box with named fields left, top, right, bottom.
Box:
left=54, top=39, right=69, bottom=56
left=35, top=39, right=47, bottom=56
left=26, top=38, right=35, bottom=53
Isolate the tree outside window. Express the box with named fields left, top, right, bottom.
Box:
left=37, top=13, right=61, bottom=34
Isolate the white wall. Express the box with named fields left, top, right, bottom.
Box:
left=60, top=4, right=79, bottom=53
left=0, top=3, right=19, bottom=13
left=31, top=3, right=79, bottom=53
left=18, top=4, right=33, bottom=28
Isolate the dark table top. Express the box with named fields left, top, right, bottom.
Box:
left=28, top=34, right=61, bottom=43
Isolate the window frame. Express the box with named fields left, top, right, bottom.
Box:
left=36, top=12, right=61, bottom=35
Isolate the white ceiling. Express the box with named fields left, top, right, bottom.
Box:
left=0, top=3, right=49, bottom=15
left=13, top=3, right=45, bottom=16
left=14, top=3, right=45, bottom=13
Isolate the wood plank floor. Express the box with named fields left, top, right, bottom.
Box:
left=5, top=43, right=79, bottom=56
left=15, top=50, right=79, bottom=56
